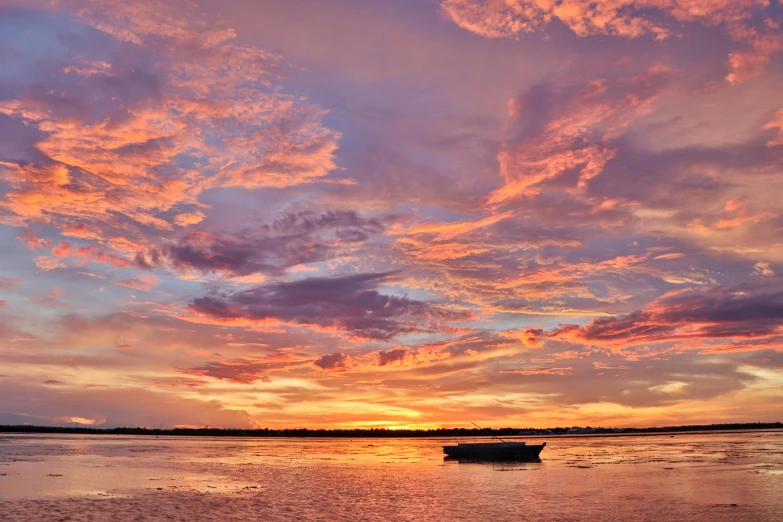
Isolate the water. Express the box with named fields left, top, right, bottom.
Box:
left=1, top=431, right=781, bottom=521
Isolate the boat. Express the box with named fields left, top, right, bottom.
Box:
left=443, top=441, right=546, bottom=460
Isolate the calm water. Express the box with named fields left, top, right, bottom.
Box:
left=0, top=431, right=781, bottom=521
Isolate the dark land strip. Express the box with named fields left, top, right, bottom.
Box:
left=0, top=422, right=780, bottom=439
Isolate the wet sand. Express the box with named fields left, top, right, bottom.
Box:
left=1, top=431, right=782, bottom=521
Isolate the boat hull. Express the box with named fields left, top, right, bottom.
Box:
left=443, top=442, right=545, bottom=461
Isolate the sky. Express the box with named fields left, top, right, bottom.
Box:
left=0, top=0, right=782, bottom=430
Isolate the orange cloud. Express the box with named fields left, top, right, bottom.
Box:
left=50, top=242, right=137, bottom=269
left=61, top=223, right=101, bottom=240
left=442, top=0, right=781, bottom=81
left=443, top=0, right=770, bottom=39
left=173, top=211, right=207, bottom=227
left=489, top=68, right=672, bottom=205
left=0, top=0, right=340, bottom=274
left=405, top=211, right=514, bottom=241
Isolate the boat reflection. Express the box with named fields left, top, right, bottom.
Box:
left=444, top=456, right=543, bottom=465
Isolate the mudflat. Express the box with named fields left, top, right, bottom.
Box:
left=1, top=431, right=782, bottom=521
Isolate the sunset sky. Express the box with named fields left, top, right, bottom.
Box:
left=1, top=0, right=782, bottom=429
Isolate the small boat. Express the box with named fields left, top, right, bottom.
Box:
left=443, top=441, right=546, bottom=460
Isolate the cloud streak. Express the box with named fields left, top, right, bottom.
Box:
left=189, top=272, right=472, bottom=340
left=527, top=285, right=783, bottom=351
left=166, top=211, right=384, bottom=276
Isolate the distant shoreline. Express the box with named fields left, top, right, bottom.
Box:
left=1, top=422, right=780, bottom=439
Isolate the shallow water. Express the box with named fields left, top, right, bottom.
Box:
left=0, top=431, right=781, bottom=521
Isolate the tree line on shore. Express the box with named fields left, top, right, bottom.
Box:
left=0, top=422, right=780, bottom=437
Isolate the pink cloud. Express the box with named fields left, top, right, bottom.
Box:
left=313, top=352, right=354, bottom=372
left=528, top=285, right=783, bottom=351
left=372, top=345, right=453, bottom=367
left=0, top=380, right=257, bottom=429
left=17, top=229, right=52, bottom=250
left=499, top=366, right=572, bottom=376
left=30, top=289, right=68, bottom=308
left=34, top=256, right=66, bottom=272
left=0, top=277, right=24, bottom=290
left=726, top=32, right=783, bottom=83
left=764, top=108, right=783, bottom=147
left=113, top=274, right=160, bottom=292
left=180, top=351, right=309, bottom=384
left=49, top=242, right=141, bottom=269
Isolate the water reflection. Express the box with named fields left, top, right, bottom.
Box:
left=1, top=432, right=782, bottom=521
left=445, top=457, right=543, bottom=463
